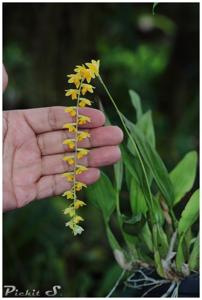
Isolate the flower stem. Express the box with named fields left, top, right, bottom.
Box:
left=73, top=80, right=83, bottom=217
left=98, top=75, right=155, bottom=220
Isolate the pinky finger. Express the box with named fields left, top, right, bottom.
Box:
left=36, top=168, right=100, bottom=200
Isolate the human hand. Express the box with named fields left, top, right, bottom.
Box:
left=3, top=107, right=123, bottom=211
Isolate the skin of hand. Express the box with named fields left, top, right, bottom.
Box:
left=3, top=106, right=123, bottom=211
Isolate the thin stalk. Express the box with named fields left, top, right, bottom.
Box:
left=106, top=270, right=126, bottom=297
left=98, top=75, right=155, bottom=221
left=72, top=80, right=83, bottom=215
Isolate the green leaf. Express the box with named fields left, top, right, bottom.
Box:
left=188, top=234, right=199, bottom=271
left=129, top=89, right=143, bottom=121
left=106, top=226, right=122, bottom=251
left=178, top=189, right=199, bottom=235
left=125, top=167, right=132, bottom=190
left=86, top=172, right=116, bottom=223
left=137, top=110, right=156, bottom=147
left=130, top=178, right=148, bottom=215
left=114, top=158, right=123, bottom=192
left=176, top=235, right=185, bottom=271
left=122, top=146, right=153, bottom=213
left=170, top=151, right=198, bottom=205
left=122, top=214, right=146, bottom=235
left=156, top=225, right=169, bottom=257
left=122, top=114, right=175, bottom=206
left=138, top=222, right=153, bottom=253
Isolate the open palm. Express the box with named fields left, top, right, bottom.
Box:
left=3, top=106, right=123, bottom=211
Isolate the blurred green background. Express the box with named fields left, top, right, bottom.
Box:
left=3, top=3, right=199, bottom=297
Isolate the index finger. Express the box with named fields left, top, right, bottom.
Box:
left=23, top=106, right=105, bottom=134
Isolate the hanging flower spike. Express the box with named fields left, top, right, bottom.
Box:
left=63, top=60, right=100, bottom=235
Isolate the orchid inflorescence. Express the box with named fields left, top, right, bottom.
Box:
left=62, top=60, right=100, bottom=236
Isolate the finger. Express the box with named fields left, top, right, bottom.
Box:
left=38, top=125, right=123, bottom=155
left=23, top=106, right=105, bottom=134
left=36, top=168, right=100, bottom=200
left=41, top=146, right=121, bottom=175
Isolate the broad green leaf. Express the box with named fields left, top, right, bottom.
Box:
left=114, top=158, right=123, bottom=192
left=170, top=151, right=198, bottom=205
left=188, top=234, right=199, bottom=271
left=137, top=110, right=156, bottom=147
left=122, top=114, right=174, bottom=206
left=86, top=172, right=116, bottom=223
left=129, top=89, right=143, bottom=121
left=130, top=178, right=148, bottom=215
left=178, top=189, right=199, bottom=235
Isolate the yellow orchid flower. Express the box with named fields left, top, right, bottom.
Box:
left=77, top=148, right=89, bottom=159
left=67, top=73, right=81, bottom=88
left=63, top=156, right=75, bottom=165
left=79, top=98, right=92, bottom=108
left=64, top=206, right=75, bottom=217
left=81, top=83, right=95, bottom=95
left=75, top=182, right=87, bottom=191
left=63, top=139, right=75, bottom=150
left=62, top=172, right=74, bottom=182
left=76, top=165, right=88, bottom=175
left=78, top=115, right=91, bottom=125
left=74, top=64, right=94, bottom=82
left=73, top=215, right=84, bottom=224
left=64, top=107, right=77, bottom=117
left=77, top=131, right=90, bottom=142
left=74, top=200, right=86, bottom=209
left=86, top=59, right=100, bottom=76
left=62, top=190, right=74, bottom=199
left=63, top=123, right=76, bottom=132
left=65, top=89, right=79, bottom=100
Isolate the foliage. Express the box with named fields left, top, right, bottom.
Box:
left=87, top=89, right=199, bottom=292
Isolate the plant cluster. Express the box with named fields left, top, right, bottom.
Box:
left=86, top=72, right=199, bottom=295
